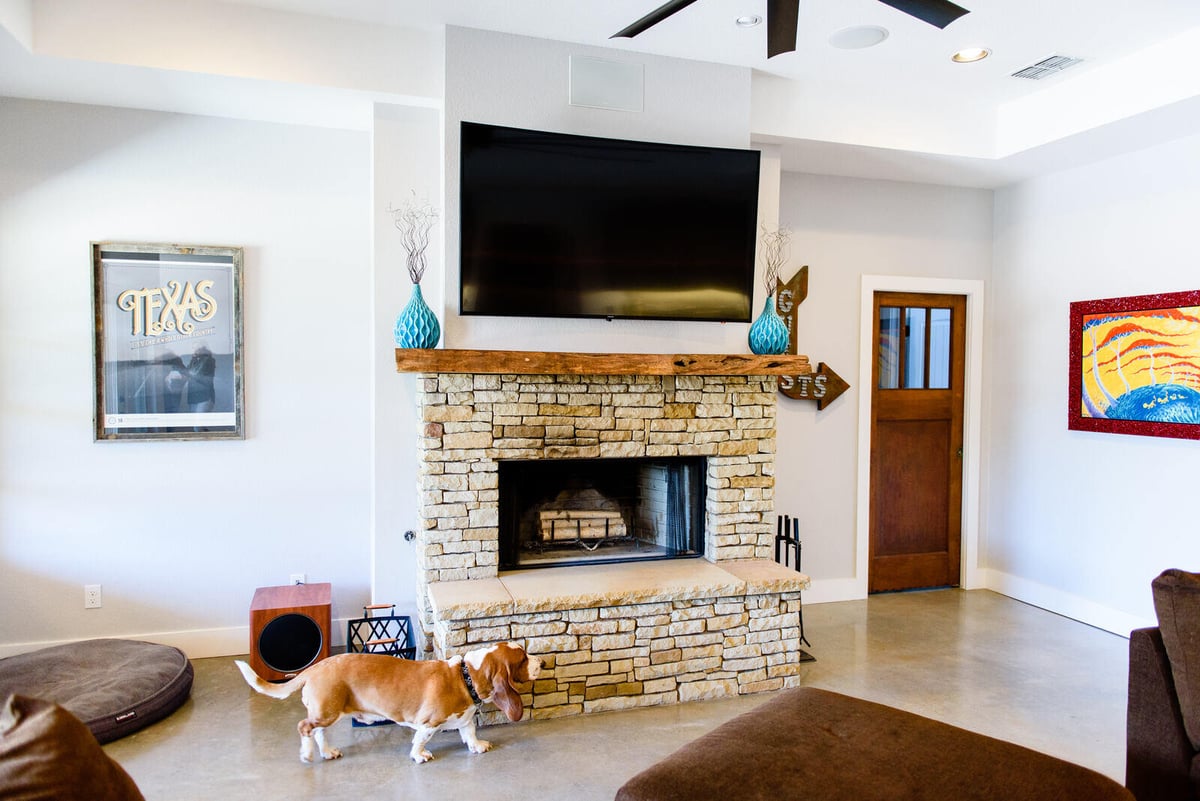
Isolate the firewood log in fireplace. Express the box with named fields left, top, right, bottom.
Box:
left=538, top=509, right=628, bottom=542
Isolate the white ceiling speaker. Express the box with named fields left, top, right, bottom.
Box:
left=830, top=26, right=891, bottom=50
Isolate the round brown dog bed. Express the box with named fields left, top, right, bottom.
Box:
left=0, top=639, right=193, bottom=743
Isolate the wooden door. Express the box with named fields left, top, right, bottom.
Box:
left=869, top=292, right=966, bottom=593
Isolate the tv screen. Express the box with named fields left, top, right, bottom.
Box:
left=459, top=122, right=760, bottom=323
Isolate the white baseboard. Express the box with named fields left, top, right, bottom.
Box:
left=979, top=568, right=1153, bottom=637
left=802, top=576, right=867, bottom=605
left=791, top=571, right=1153, bottom=639
left=0, top=619, right=353, bottom=660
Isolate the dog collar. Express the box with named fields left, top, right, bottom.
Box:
left=461, top=660, right=483, bottom=706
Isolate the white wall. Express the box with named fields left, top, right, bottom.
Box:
left=440, top=26, right=757, bottom=354
left=371, top=102, right=441, bottom=622
left=30, top=0, right=443, bottom=100
left=775, top=173, right=994, bottom=601
left=988, top=131, right=1200, bottom=634
left=0, top=97, right=372, bottom=656
left=0, top=0, right=32, bottom=50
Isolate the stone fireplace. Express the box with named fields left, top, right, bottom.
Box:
left=403, top=351, right=810, bottom=722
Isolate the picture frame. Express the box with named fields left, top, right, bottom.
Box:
left=1068, top=289, right=1200, bottom=440
left=92, top=242, right=244, bottom=441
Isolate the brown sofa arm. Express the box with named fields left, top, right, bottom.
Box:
left=1126, top=627, right=1194, bottom=801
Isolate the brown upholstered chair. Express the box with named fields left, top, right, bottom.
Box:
left=1127, top=568, right=1200, bottom=800
left=1126, top=626, right=1195, bottom=800
left=617, top=686, right=1133, bottom=801
left=0, top=694, right=145, bottom=801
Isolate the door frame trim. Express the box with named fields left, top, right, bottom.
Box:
left=856, top=276, right=985, bottom=596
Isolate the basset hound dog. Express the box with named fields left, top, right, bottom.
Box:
left=235, top=642, right=541, bottom=764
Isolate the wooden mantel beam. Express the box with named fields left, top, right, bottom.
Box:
left=394, top=349, right=810, bottom=376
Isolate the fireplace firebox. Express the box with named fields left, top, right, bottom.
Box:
left=498, top=456, right=706, bottom=569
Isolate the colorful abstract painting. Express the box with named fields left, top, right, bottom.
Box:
left=1069, top=290, right=1200, bottom=440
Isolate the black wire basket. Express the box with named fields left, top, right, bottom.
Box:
left=345, top=604, right=416, bottom=659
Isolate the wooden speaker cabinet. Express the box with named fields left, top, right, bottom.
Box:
left=249, top=582, right=331, bottom=682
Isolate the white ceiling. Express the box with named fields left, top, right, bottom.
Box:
left=214, top=0, right=1199, bottom=104
left=4, top=0, right=1200, bottom=187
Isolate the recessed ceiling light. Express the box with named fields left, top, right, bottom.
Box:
left=736, top=15, right=762, bottom=27
left=829, top=25, right=890, bottom=50
left=951, top=47, right=991, bottom=63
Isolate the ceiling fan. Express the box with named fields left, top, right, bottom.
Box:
left=612, top=0, right=970, bottom=59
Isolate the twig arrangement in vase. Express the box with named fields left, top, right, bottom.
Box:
left=748, top=225, right=792, bottom=355
left=390, top=196, right=441, bottom=349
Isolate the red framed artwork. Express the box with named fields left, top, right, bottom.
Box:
left=1069, top=289, right=1200, bottom=440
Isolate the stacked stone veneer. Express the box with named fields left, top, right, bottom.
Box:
left=414, top=370, right=808, bottom=721
left=432, top=576, right=807, bottom=723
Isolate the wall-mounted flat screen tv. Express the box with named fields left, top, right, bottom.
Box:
left=459, top=121, right=760, bottom=323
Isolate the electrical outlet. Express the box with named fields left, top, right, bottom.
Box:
left=84, top=584, right=102, bottom=609
left=289, top=573, right=306, bottom=585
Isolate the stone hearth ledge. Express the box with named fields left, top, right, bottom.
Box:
left=427, top=559, right=810, bottom=622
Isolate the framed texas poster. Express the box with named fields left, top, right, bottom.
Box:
left=1069, top=289, right=1200, bottom=440
left=92, top=242, right=244, bottom=441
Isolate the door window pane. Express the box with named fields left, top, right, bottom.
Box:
left=878, top=307, right=901, bottom=388
left=878, top=304, right=953, bottom=390
left=929, top=308, right=951, bottom=389
left=904, top=308, right=926, bottom=389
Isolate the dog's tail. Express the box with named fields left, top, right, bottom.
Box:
left=234, top=659, right=306, bottom=700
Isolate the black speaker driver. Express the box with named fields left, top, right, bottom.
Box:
left=258, top=613, right=324, bottom=674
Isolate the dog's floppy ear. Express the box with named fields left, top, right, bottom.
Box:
left=490, top=660, right=524, bottom=722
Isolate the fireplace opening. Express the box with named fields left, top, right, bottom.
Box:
left=498, top=456, right=706, bottom=570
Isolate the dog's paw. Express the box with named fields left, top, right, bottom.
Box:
left=468, top=738, right=493, bottom=754
left=321, top=747, right=343, bottom=760
left=411, top=749, right=435, bottom=763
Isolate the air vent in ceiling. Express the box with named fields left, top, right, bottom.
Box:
left=1011, top=54, right=1083, bottom=80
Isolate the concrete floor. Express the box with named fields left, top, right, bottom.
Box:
left=102, top=589, right=1131, bottom=801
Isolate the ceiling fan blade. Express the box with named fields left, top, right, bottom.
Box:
left=766, top=0, right=800, bottom=58
left=612, top=0, right=701, bottom=39
left=876, top=0, right=969, bottom=29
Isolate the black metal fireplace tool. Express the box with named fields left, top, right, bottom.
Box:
left=775, top=514, right=815, bottom=662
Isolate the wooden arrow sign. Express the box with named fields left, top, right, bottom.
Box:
left=776, top=265, right=808, bottom=333
left=778, top=362, right=850, bottom=410
left=773, top=266, right=850, bottom=410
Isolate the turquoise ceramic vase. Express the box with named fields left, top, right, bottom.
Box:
left=394, top=283, right=441, bottom=349
left=748, top=294, right=789, bottom=355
